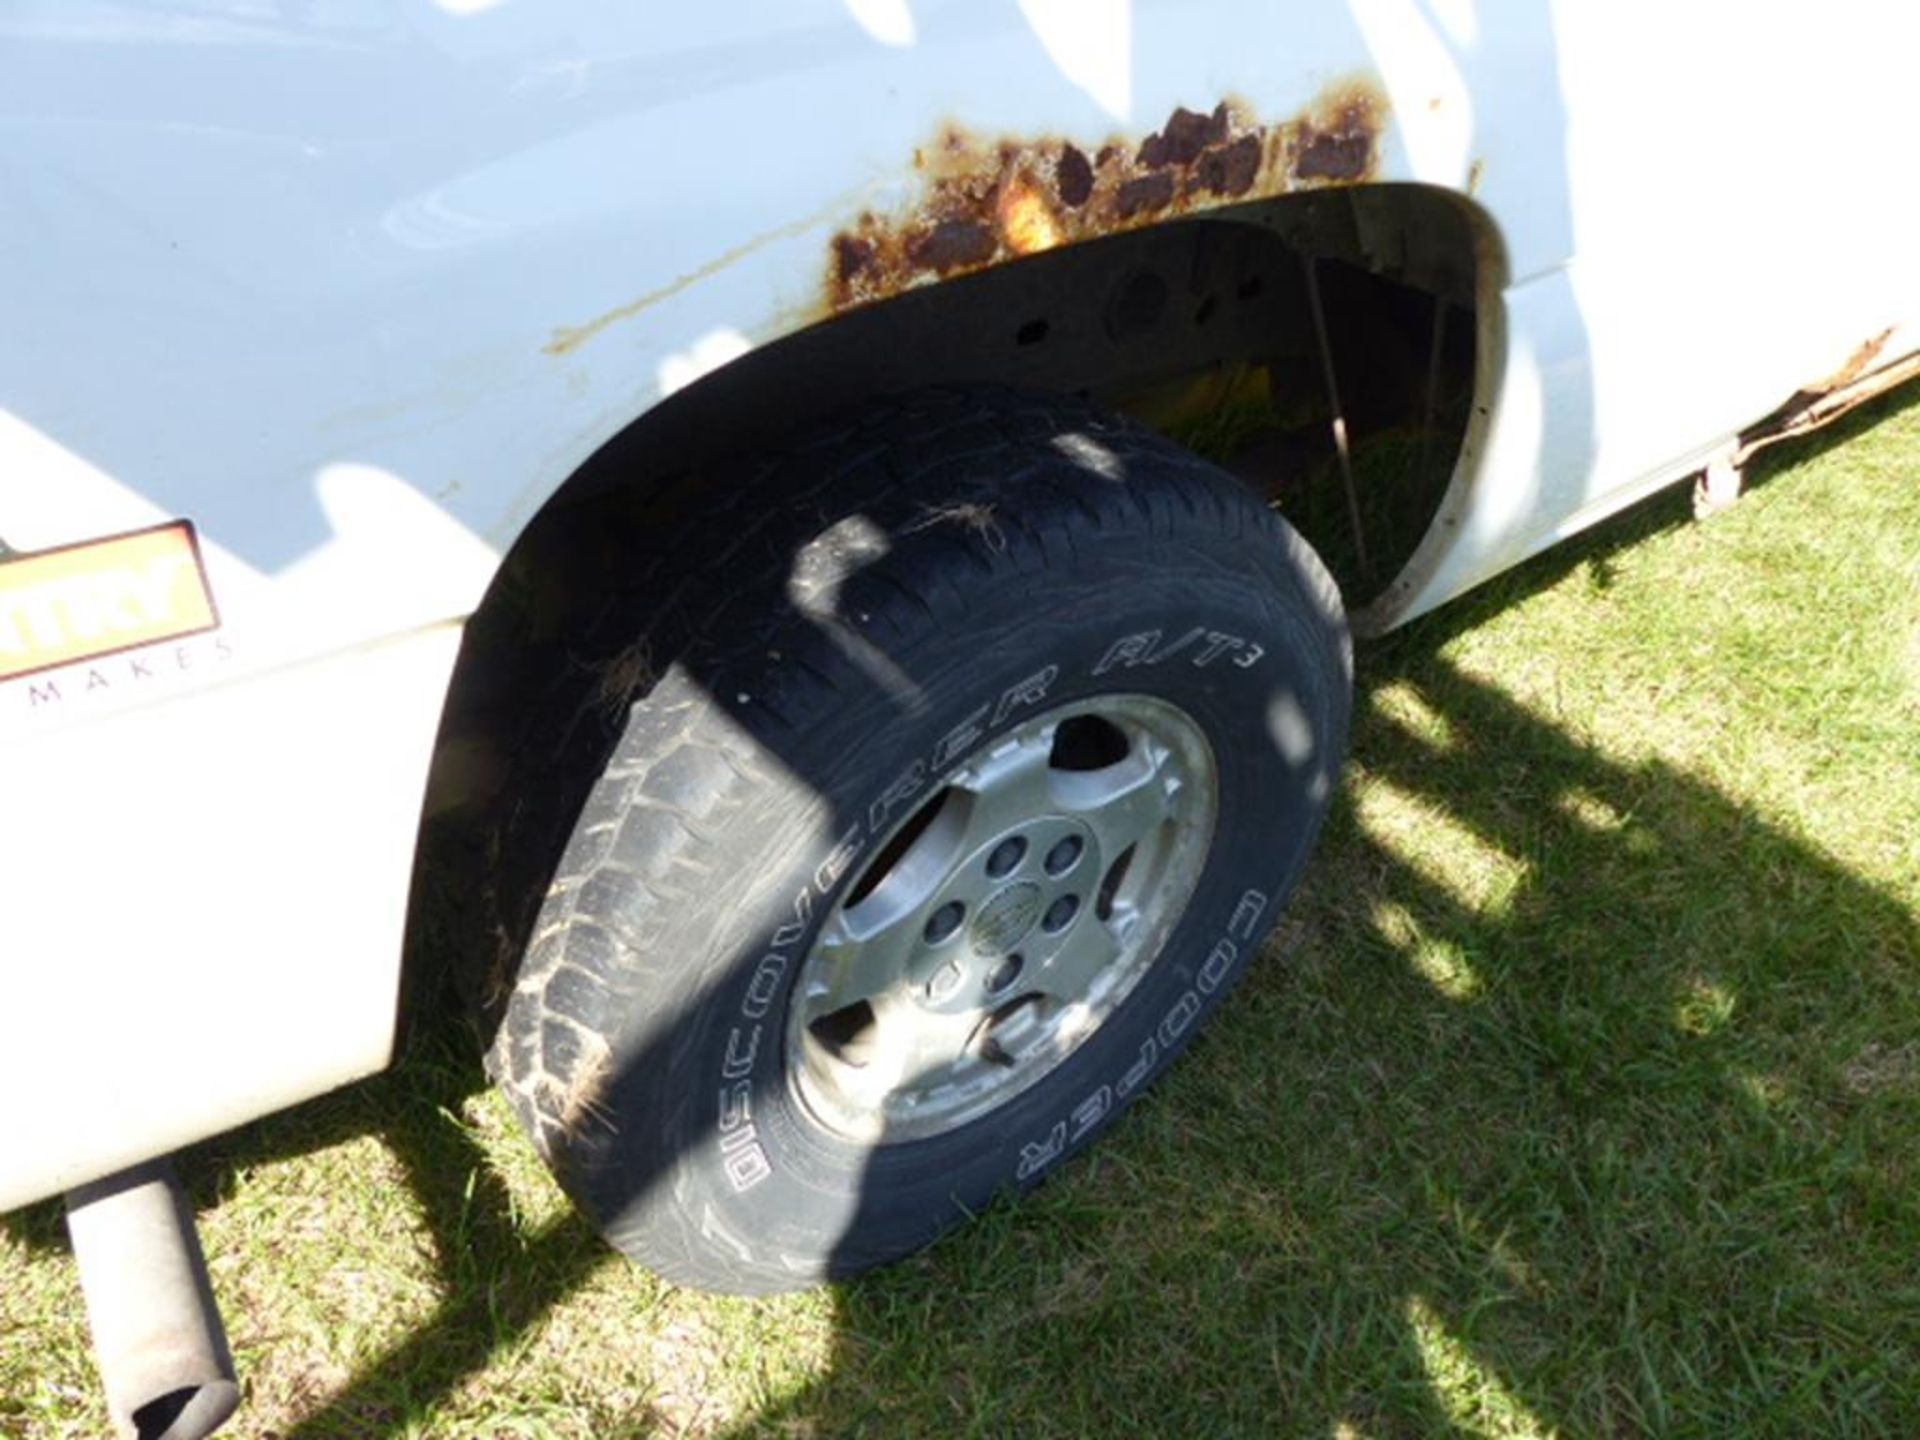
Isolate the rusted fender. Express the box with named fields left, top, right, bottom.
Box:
left=825, top=80, right=1386, bottom=315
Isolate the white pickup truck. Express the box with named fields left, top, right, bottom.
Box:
left=3, top=3, right=1914, bottom=1435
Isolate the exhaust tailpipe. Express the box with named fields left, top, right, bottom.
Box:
left=64, top=1160, right=240, bottom=1440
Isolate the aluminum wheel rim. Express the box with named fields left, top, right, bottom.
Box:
left=787, top=694, right=1219, bottom=1144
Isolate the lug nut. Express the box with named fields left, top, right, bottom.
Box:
left=985, top=953, right=1025, bottom=995
left=1044, top=835, right=1084, bottom=876
left=924, top=901, right=966, bottom=944
left=985, top=836, right=1028, bottom=879
left=1042, top=894, right=1080, bottom=933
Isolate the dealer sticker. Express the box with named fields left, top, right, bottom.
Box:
left=0, top=520, right=219, bottom=682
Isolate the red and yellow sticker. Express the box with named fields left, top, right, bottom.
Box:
left=0, top=521, right=218, bottom=682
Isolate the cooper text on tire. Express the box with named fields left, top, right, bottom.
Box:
left=491, top=389, right=1353, bottom=1293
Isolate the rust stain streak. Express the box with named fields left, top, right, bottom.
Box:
left=543, top=204, right=844, bottom=357
left=824, top=78, right=1388, bottom=316
left=1812, top=327, right=1894, bottom=396
left=546, top=78, right=1390, bottom=359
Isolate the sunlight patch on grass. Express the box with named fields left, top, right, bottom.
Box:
left=460, top=1087, right=575, bottom=1227
left=1372, top=899, right=1482, bottom=1000
left=1555, top=786, right=1629, bottom=833
left=1370, top=680, right=1456, bottom=750
left=1404, top=1294, right=1548, bottom=1438
left=1728, top=1067, right=1789, bottom=1112
left=1905, top=617, right=1920, bottom=709
left=1672, top=977, right=1736, bottom=1038
left=1352, top=768, right=1531, bottom=918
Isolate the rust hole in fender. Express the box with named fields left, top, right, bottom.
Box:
left=823, top=79, right=1387, bottom=315
left=1293, top=97, right=1380, bottom=181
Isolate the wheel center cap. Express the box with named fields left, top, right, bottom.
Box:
left=970, top=881, right=1042, bottom=955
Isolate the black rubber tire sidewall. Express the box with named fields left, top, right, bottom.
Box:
left=578, top=520, right=1345, bottom=1287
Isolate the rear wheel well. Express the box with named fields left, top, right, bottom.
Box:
left=406, top=182, right=1496, bottom=1018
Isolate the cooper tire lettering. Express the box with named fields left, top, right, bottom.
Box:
left=1198, top=939, right=1237, bottom=994
left=1157, top=989, right=1203, bottom=1047
left=1093, top=631, right=1159, bottom=676
left=1228, top=889, right=1267, bottom=942
left=1117, top=1037, right=1158, bottom=1099
left=722, top=1025, right=760, bottom=1079
left=991, top=664, right=1058, bottom=726
left=488, top=389, right=1350, bottom=1292
left=1016, top=1121, right=1069, bottom=1181
left=1070, top=1085, right=1112, bottom=1144
left=931, top=702, right=991, bottom=771
left=815, top=827, right=863, bottom=893
left=1093, top=627, right=1259, bottom=676
left=868, top=759, right=927, bottom=834
left=743, top=954, right=788, bottom=1020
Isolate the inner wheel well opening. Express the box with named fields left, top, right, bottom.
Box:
left=409, top=185, right=1489, bottom=1028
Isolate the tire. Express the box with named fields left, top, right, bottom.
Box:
left=490, top=388, right=1351, bottom=1293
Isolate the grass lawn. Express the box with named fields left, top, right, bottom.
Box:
left=3, top=386, right=1916, bottom=1439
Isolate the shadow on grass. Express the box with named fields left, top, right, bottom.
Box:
left=715, top=632, right=1919, bottom=1435
left=277, top=445, right=1918, bottom=1433
left=269, top=1072, right=611, bottom=1439
left=11, top=384, right=1912, bottom=1436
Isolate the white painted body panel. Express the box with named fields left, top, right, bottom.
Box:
left=0, top=625, right=460, bottom=1211
left=2, top=1, right=1912, bottom=1207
